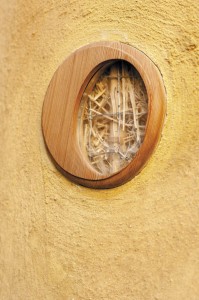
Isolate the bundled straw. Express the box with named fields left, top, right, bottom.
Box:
left=80, top=61, right=148, bottom=175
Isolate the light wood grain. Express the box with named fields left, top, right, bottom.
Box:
left=42, top=41, right=166, bottom=188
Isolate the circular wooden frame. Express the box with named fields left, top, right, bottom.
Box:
left=42, top=41, right=166, bottom=189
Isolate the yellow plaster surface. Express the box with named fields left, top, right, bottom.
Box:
left=0, top=0, right=199, bottom=299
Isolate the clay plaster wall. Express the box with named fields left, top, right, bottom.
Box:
left=0, top=0, right=199, bottom=299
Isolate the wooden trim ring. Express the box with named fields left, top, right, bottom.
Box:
left=42, top=41, right=166, bottom=189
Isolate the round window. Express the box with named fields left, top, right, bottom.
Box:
left=42, top=42, right=166, bottom=188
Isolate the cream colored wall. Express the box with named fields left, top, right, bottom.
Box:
left=0, top=0, right=199, bottom=299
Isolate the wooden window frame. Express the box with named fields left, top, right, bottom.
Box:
left=42, top=41, right=166, bottom=189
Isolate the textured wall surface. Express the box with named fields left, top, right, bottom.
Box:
left=0, top=0, right=199, bottom=299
